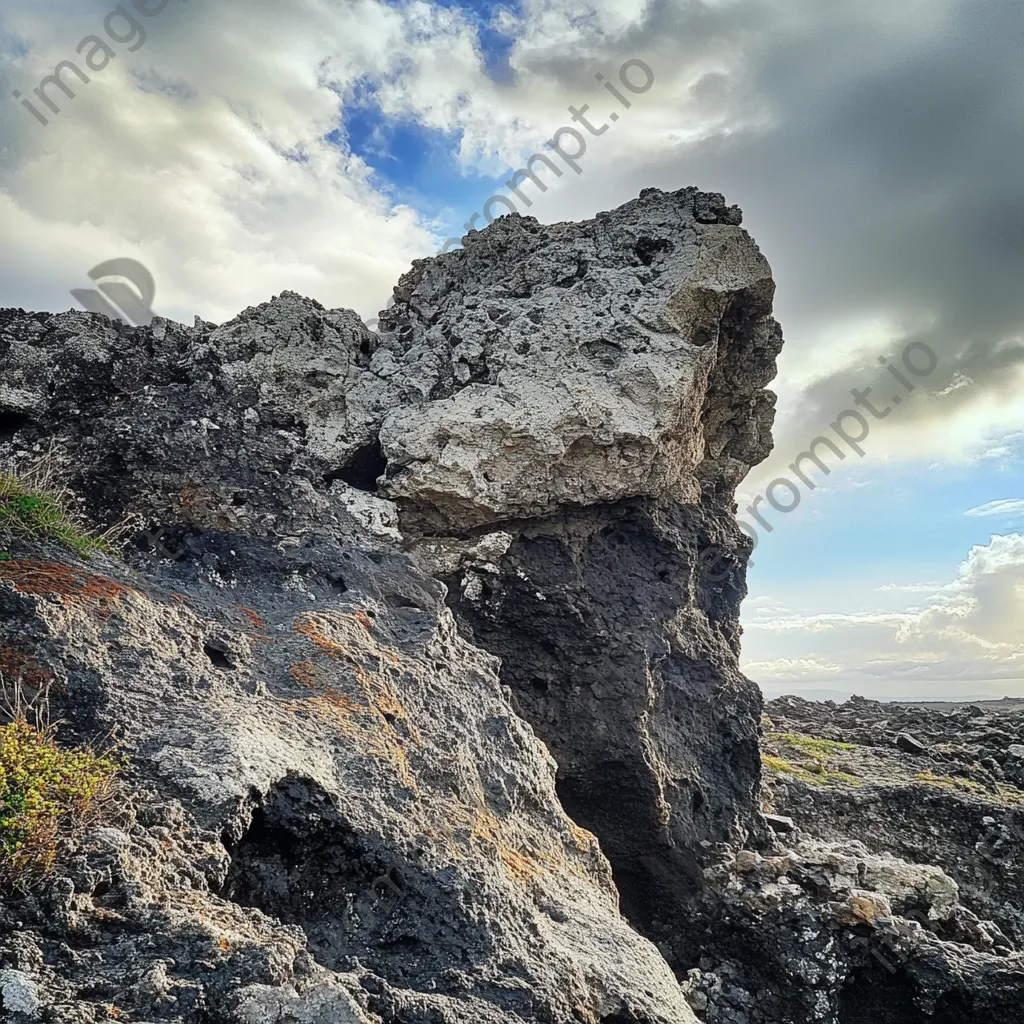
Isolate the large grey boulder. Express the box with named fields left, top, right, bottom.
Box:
left=374, top=188, right=778, bottom=530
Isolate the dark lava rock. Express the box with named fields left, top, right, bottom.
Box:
left=897, top=732, right=928, bottom=754
left=1, top=186, right=1021, bottom=1023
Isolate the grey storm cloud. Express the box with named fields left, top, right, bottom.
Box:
left=680, top=0, right=1023, bottom=435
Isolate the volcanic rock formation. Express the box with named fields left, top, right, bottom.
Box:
left=0, top=187, right=777, bottom=1023
left=677, top=696, right=1024, bottom=1024
left=3, top=186, right=1019, bottom=1024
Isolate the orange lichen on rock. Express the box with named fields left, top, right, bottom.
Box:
left=567, top=818, right=601, bottom=857
left=239, top=607, right=266, bottom=629
left=436, top=802, right=577, bottom=885
left=0, top=560, right=135, bottom=608
left=288, top=612, right=424, bottom=788
left=288, top=661, right=319, bottom=687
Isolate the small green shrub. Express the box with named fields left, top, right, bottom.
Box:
left=0, top=472, right=107, bottom=557
left=912, top=770, right=984, bottom=794
left=0, top=716, right=120, bottom=885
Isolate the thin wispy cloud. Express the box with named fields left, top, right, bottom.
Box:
left=965, top=498, right=1024, bottom=518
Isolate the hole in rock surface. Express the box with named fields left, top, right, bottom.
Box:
left=220, top=777, right=501, bottom=1011
left=0, top=409, right=32, bottom=441
left=633, top=237, right=673, bottom=266
left=222, top=778, right=385, bottom=966
left=325, top=439, right=387, bottom=493
left=203, top=641, right=235, bottom=670
left=837, top=964, right=926, bottom=1024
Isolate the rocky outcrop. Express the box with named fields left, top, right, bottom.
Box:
left=0, top=186, right=782, bottom=1022
left=684, top=837, right=1024, bottom=1024
left=0, top=530, right=696, bottom=1023
left=374, top=188, right=779, bottom=531
left=1, top=189, right=783, bottom=988
left=763, top=696, right=1024, bottom=948
left=379, top=189, right=782, bottom=962
left=5, top=184, right=1018, bottom=1023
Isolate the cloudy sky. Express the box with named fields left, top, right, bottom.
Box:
left=1, top=0, right=1021, bottom=701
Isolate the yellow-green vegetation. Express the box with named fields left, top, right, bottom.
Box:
left=0, top=471, right=107, bottom=558
left=912, top=770, right=985, bottom=794
left=0, top=717, right=120, bottom=885
left=761, top=752, right=863, bottom=788
left=995, top=784, right=1024, bottom=807
left=761, top=745, right=864, bottom=790
left=769, top=732, right=857, bottom=755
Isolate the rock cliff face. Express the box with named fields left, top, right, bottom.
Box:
left=0, top=187, right=778, bottom=1023
left=4, top=186, right=1019, bottom=1024
left=376, top=188, right=782, bottom=961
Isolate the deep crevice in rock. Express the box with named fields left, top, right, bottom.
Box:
left=445, top=500, right=759, bottom=969
left=217, top=777, right=528, bottom=1016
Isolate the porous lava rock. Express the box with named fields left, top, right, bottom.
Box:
left=0, top=185, right=786, bottom=1023
left=763, top=696, right=1024, bottom=949
left=4, top=184, right=1021, bottom=1024
left=386, top=189, right=781, bottom=963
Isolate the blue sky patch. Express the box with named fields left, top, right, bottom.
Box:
left=332, top=78, right=519, bottom=243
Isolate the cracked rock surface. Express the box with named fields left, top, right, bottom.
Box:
left=0, top=536, right=695, bottom=1023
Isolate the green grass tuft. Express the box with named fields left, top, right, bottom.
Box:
left=762, top=752, right=862, bottom=788
left=0, top=473, right=107, bottom=557
left=768, top=732, right=857, bottom=754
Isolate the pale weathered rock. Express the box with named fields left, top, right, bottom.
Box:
left=376, top=188, right=779, bottom=531
left=0, top=969, right=41, bottom=1016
